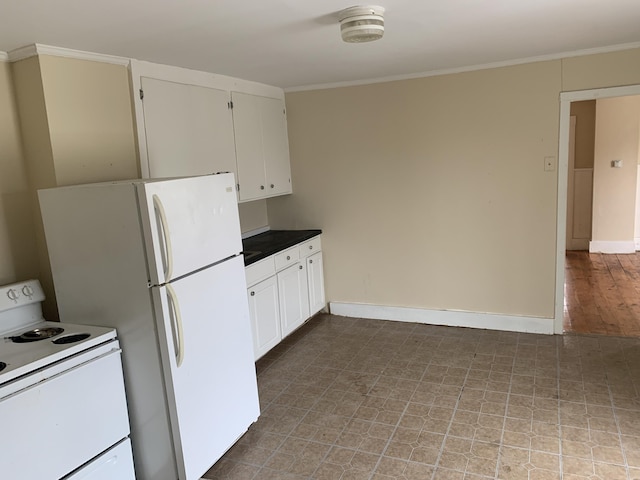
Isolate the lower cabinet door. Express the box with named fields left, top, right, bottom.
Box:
left=307, top=251, right=326, bottom=316
left=248, top=276, right=281, bottom=360
left=278, top=262, right=310, bottom=338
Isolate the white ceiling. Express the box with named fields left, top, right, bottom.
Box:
left=2, top=0, right=640, bottom=90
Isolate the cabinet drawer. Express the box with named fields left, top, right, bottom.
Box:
left=274, top=246, right=299, bottom=271
left=245, top=257, right=275, bottom=287
left=300, top=236, right=321, bottom=258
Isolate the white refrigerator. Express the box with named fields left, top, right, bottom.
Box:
left=38, top=173, right=260, bottom=480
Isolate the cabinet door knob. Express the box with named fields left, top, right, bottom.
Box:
left=270, top=184, right=275, bottom=188
left=286, top=255, right=291, bottom=260
left=299, top=265, right=303, bottom=270
left=309, top=259, right=313, bottom=264
left=250, top=291, right=255, bottom=296
left=260, top=185, right=265, bottom=190
left=309, top=245, right=313, bottom=250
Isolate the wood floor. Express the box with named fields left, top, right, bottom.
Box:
left=564, top=251, right=640, bottom=336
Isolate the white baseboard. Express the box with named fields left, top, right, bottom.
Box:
left=567, top=238, right=589, bottom=250
left=636, top=238, right=640, bottom=251
left=329, top=302, right=554, bottom=335
left=589, top=240, right=636, bottom=254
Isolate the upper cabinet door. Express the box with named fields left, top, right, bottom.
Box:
left=261, top=96, right=292, bottom=197
left=141, top=78, right=237, bottom=179
left=231, top=92, right=267, bottom=201
left=232, top=92, right=292, bottom=202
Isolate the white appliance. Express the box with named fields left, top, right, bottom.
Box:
left=38, top=173, right=260, bottom=480
left=0, top=279, right=135, bottom=480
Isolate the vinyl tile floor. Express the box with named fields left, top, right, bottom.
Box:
left=203, top=314, right=640, bottom=480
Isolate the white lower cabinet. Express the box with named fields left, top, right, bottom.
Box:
left=278, top=262, right=310, bottom=338
left=307, top=251, right=326, bottom=316
left=246, top=235, right=325, bottom=360
left=247, top=275, right=281, bottom=359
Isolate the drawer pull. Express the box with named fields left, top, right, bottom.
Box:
left=260, top=185, right=265, bottom=190
left=250, top=291, right=255, bottom=296
left=270, top=184, right=275, bottom=188
left=309, top=245, right=313, bottom=250
left=286, top=255, right=291, bottom=260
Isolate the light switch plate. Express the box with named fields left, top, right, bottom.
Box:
left=611, top=159, right=623, bottom=168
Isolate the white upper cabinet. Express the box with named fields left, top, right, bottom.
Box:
left=261, top=96, right=293, bottom=197
left=232, top=92, right=292, bottom=201
left=130, top=61, right=293, bottom=202
left=231, top=92, right=264, bottom=200
left=140, top=78, right=236, bottom=179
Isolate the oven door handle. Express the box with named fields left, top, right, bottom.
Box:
left=153, top=194, right=174, bottom=283
left=165, top=284, right=185, bottom=368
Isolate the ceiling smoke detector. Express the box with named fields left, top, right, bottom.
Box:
left=339, top=5, right=385, bottom=43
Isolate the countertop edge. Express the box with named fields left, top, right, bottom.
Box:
left=242, top=229, right=322, bottom=266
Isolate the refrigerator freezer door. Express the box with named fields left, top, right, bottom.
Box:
left=152, top=255, right=259, bottom=480
left=138, top=173, right=242, bottom=285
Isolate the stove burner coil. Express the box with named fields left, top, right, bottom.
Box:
left=10, top=327, right=64, bottom=343
left=0, top=362, right=6, bottom=372
left=52, top=333, right=91, bottom=345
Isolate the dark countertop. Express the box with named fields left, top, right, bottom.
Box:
left=242, top=229, right=322, bottom=266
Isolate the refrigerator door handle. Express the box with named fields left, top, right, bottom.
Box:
left=165, top=284, right=185, bottom=367
left=152, top=194, right=174, bottom=283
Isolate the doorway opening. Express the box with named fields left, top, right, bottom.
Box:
left=555, top=85, right=640, bottom=335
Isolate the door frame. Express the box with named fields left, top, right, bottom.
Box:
left=565, top=115, right=577, bottom=250
left=554, top=84, right=640, bottom=334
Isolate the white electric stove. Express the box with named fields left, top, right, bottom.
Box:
left=0, top=279, right=136, bottom=480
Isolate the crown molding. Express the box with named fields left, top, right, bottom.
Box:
left=0, top=51, right=8, bottom=62
left=285, top=41, right=640, bottom=93
left=7, top=43, right=130, bottom=66
left=7, top=44, right=38, bottom=62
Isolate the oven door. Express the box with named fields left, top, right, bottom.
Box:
left=65, top=438, right=135, bottom=480
left=0, top=341, right=131, bottom=480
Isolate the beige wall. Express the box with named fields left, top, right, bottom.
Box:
left=12, top=56, right=138, bottom=189
left=4, top=46, right=640, bottom=323
left=591, top=96, right=640, bottom=243
left=0, top=61, right=39, bottom=285
left=39, top=55, right=139, bottom=185
left=239, top=200, right=269, bottom=234
left=269, top=48, right=640, bottom=320
left=11, top=57, right=57, bottom=191
left=561, top=49, right=640, bottom=91
left=570, top=100, right=596, bottom=169
left=10, top=55, right=138, bottom=317
left=270, top=61, right=562, bottom=318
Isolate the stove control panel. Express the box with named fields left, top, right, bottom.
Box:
left=0, top=280, right=45, bottom=312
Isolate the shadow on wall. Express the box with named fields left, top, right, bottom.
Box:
left=0, top=191, right=39, bottom=285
